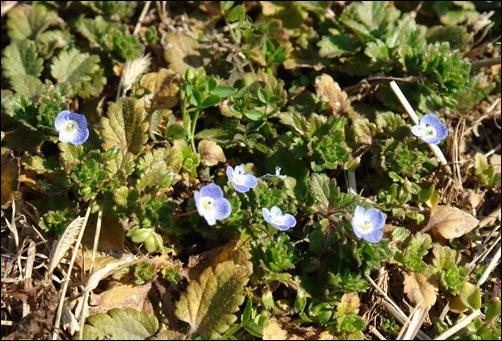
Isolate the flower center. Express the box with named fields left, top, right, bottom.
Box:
left=359, top=220, right=374, bottom=233
left=272, top=215, right=284, bottom=225
left=424, top=126, right=436, bottom=137
left=201, top=197, right=214, bottom=212
left=65, top=120, right=78, bottom=132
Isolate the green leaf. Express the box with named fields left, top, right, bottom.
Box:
left=8, top=75, right=45, bottom=99
left=50, top=48, right=106, bottom=98
left=308, top=173, right=338, bottom=216
left=135, top=147, right=181, bottom=192
left=81, top=308, right=159, bottom=340
left=2, top=40, right=44, bottom=80
left=211, top=85, right=235, bottom=97
left=101, top=97, right=149, bottom=155
left=6, top=4, right=57, bottom=40
left=175, top=259, right=252, bottom=339
left=318, top=34, right=355, bottom=58
left=459, top=281, right=482, bottom=311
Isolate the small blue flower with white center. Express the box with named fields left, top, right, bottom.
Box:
left=226, top=165, right=258, bottom=193
left=55, top=110, right=89, bottom=145
left=351, top=205, right=386, bottom=243
left=262, top=206, right=296, bottom=231
left=194, top=183, right=231, bottom=225
left=411, top=113, right=448, bottom=145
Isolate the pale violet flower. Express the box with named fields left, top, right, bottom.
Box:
left=351, top=206, right=386, bottom=243
left=55, top=110, right=89, bottom=145
left=226, top=165, right=258, bottom=193
left=194, top=183, right=231, bottom=225
left=411, top=113, right=448, bottom=145
left=262, top=206, right=296, bottom=231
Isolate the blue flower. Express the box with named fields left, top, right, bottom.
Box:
left=55, top=110, right=89, bottom=145
left=226, top=165, right=258, bottom=193
left=194, top=183, right=231, bottom=225
left=351, top=206, right=386, bottom=243
left=262, top=206, right=296, bottom=231
left=411, top=113, right=448, bottom=145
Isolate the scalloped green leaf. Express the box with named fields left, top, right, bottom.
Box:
left=50, top=48, right=106, bottom=98
left=175, top=259, right=252, bottom=339
left=81, top=308, right=158, bottom=340
left=135, top=147, right=182, bottom=192
left=2, top=40, right=43, bottom=79
left=6, top=4, right=58, bottom=40
left=102, top=97, right=149, bottom=155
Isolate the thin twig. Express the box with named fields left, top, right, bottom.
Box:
left=476, top=244, right=501, bottom=287
left=133, top=1, right=152, bottom=36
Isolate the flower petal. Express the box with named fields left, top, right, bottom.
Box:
left=361, top=229, right=383, bottom=243
left=212, top=198, right=232, bottom=220
left=199, top=183, right=224, bottom=199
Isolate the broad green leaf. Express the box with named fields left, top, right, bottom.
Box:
left=6, top=4, right=57, bottom=40
left=8, top=75, right=44, bottom=99
left=135, top=147, right=181, bottom=191
left=308, top=173, right=338, bottom=216
left=101, top=97, right=149, bottom=155
left=175, top=259, right=252, bottom=339
left=2, top=40, right=44, bottom=79
left=81, top=308, right=158, bottom=340
left=318, top=35, right=355, bottom=58
left=211, top=85, right=235, bottom=97
left=50, top=48, right=106, bottom=98
left=459, top=281, right=481, bottom=311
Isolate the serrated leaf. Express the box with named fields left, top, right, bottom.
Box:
left=8, top=75, right=45, bottom=99
left=6, top=4, right=57, bottom=40
left=402, top=271, right=438, bottom=307
left=135, top=147, right=181, bottom=191
left=424, top=205, right=479, bottom=239
left=50, top=48, right=106, bottom=98
left=101, top=97, right=149, bottom=155
left=81, top=308, right=158, bottom=340
left=308, top=173, right=338, bottom=216
left=2, top=40, right=44, bottom=79
left=175, top=259, right=252, bottom=339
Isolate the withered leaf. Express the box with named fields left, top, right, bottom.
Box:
left=198, top=139, right=226, bottom=167
left=423, top=205, right=480, bottom=239
left=1, top=151, right=20, bottom=209
left=403, top=271, right=438, bottom=307
left=314, top=73, right=350, bottom=115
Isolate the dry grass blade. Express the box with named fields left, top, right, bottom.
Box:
left=46, top=216, right=86, bottom=279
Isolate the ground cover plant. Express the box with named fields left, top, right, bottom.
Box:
left=1, top=1, right=501, bottom=340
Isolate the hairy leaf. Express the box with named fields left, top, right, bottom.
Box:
left=102, top=97, right=149, bottom=155
left=6, top=4, right=57, bottom=40
left=2, top=40, right=43, bottom=80
left=81, top=308, right=158, bottom=340
left=175, top=259, right=252, bottom=339
left=50, top=48, right=106, bottom=98
left=135, top=147, right=181, bottom=192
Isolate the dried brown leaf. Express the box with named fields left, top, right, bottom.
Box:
left=314, top=73, right=350, bottom=115
left=198, top=139, right=226, bottom=167
left=403, top=271, right=438, bottom=307
left=423, top=205, right=480, bottom=239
